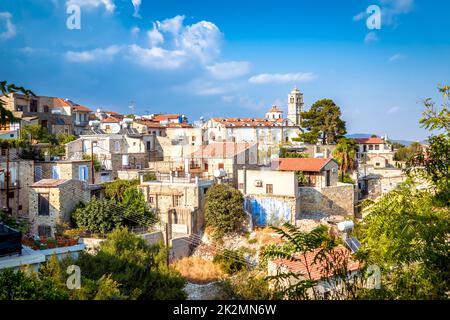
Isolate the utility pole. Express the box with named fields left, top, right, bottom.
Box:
left=5, top=147, right=10, bottom=214
left=90, top=141, right=95, bottom=185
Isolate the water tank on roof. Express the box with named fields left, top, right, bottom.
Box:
left=214, top=169, right=227, bottom=178
left=337, top=220, right=354, bottom=232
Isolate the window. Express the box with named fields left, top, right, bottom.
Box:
left=192, top=136, right=196, bottom=142
left=266, top=184, right=273, bottom=194
left=114, top=141, right=120, bottom=153
left=38, top=193, right=50, bottom=216
left=35, top=166, right=43, bottom=181
left=106, top=125, right=111, bottom=130
left=79, top=165, right=89, bottom=182
left=369, top=145, right=374, bottom=151
left=238, top=183, right=244, bottom=189
left=173, top=195, right=182, bottom=207
left=17, top=105, right=25, bottom=112
left=38, top=225, right=52, bottom=237
left=0, top=149, right=6, bottom=156
left=218, top=163, right=224, bottom=169
left=52, top=166, right=60, bottom=179
left=30, top=100, right=38, bottom=112
left=146, top=141, right=151, bottom=150
left=375, top=144, right=380, bottom=150
left=149, top=196, right=154, bottom=204
left=43, top=105, right=49, bottom=113
left=376, top=162, right=380, bottom=167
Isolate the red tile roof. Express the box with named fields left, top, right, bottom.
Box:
left=72, top=105, right=92, bottom=112
left=53, top=98, right=71, bottom=107
left=135, top=120, right=165, bottom=128
left=271, top=245, right=361, bottom=281
left=211, top=117, right=295, bottom=128
left=31, top=179, right=69, bottom=188
left=167, top=123, right=192, bottom=128
left=153, top=114, right=182, bottom=122
left=101, top=117, right=120, bottom=123
left=267, top=105, right=282, bottom=113
left=354, top=137, right=385, bottom=144
left=275, top=158, right=335, bottom=172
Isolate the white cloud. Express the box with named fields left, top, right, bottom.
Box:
left=387, top=106, right=401, bottom=114
left=364, top=31, right=379, bottom=44
left=65, top=45, right=121, bottom=62
left=65, top=15, right=223, bottom=71
left=353, top=0, right=415, bottom=28
left=66, top=0, right=115, bottom=13
left=206, top=61, right=250, bottom=80
left=353, top=12, right=367, bottom=22
left=180, top=21, right=222, bottom=63
left=248, top=72, right=318, bottom=84
left=129, top=16, right=222, bottom=70
left=157, top=15, right=185, bottom=36
left=131, top=26, right=140, bottom=36
left=389, top=53, right=406, bottom=62
left=127, top=45, right=186, bottom=70
left=148, top=23, right=164, bottom=46
left=0, top=12, right=17, bottom=40
left=131, top=0, right=141, bottom=18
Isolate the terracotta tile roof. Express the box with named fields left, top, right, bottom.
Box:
left=354, top=137, right=385, bottom=144
left=31, top=179, right=69, bottom=188
left=271, top=245, right=361, bottom=281
left=275, top=158, right=334, bottom=172
left=167, top=123, right=192, bottom=128
left=52, top=98, right=72, bottom=107
left=135, top=120, right=165, bottom=128
left=153, top=114, right=182, bottom=122
left=101, top=117, right=120, bottom=123
left=72, top=105, right=92, bottom=112
left=187, top=142, right=256, bottom=158
left=104, top=111, right=120, bottom=115
left=211, top=117, right=295, bottom=128
left=267, top=105, right=282, bottom=113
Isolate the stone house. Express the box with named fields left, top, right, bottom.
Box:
left=0, top=93, right=74, bottom=135
left=274, top=158, right=339, bottom=188
left=29, top=179, right=90, bottom=237
left=34, top=159, right=95, bottom=184
left=0, top=150, right=34, bottom=216
left=65, top=133, right=153, bottom=179
left=139, top=173, right=214, bottom=235
left=354, top=137, right=394, bottom=168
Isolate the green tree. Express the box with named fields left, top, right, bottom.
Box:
left=0, top=268, right=68, bottom=300
left=204, top=184, right=246, bottom=239
left=333, top=138, right=357, bottom=181
left=122, top=187, right=156, bottom=226
left=72, top=198, right=124, bottom=235
left=298, top=99, right=347, bottom=144
left=406, top=85, right=450, bottom=205
left=104, top=179, right=140, bottom=201
left=75, top=227, right=187, bottom=300
left=56, top=132, right=77, bottom=145
left=0, top=81, right=35, bottom=125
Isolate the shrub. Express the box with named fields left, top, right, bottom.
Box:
left=213, top=249, right=247, bottom=275
left=204, top=184, right=246, bottom=239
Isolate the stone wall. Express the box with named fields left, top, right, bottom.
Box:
left=299, top=183, right=355, bottom=217
left=29, top=180, right=90, bottom=236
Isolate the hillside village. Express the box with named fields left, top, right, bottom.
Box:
left=0, top=84, right=444, bottom=300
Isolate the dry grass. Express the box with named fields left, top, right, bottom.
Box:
left=172, top=256, right=225, bottom=284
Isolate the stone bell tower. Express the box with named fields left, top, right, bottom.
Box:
left=287, top=87, right=304, bottom=126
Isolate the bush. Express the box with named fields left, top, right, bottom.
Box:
left=204, top=184, right=246, bottom=239
left=72, top=198, right=123, bottom=235
left=213, top=249, right=247, bottom=275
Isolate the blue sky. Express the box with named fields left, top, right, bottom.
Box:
left=1, top=0, right=449, bottom=140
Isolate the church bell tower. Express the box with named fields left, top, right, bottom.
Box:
left=287, top=87, right=304, bottom=126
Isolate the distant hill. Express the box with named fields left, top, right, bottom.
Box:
left=345, top=133, right=373, bottom=139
